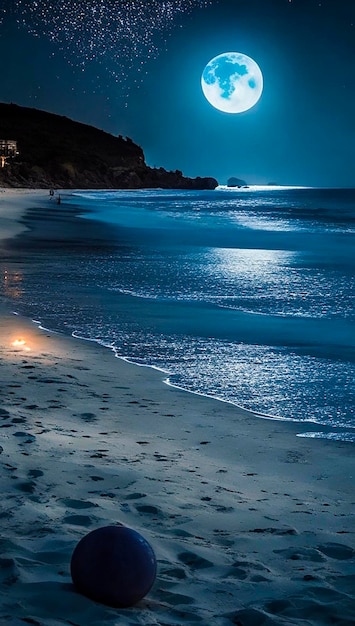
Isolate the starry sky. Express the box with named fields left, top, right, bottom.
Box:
left=0, top=0, right=354, bottom=186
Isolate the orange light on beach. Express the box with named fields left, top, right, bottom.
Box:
left=11, top=337, right=31, bottom=351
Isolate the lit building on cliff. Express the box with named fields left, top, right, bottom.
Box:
left=0, top=140, right=19, bottom=168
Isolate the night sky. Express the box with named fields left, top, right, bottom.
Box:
left=0, top=0, right=354, bottom=186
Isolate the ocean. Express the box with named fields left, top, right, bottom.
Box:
left=2, top=186, right=355, bottom=441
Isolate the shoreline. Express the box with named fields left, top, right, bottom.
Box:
left=26, top=307, right=348, bottom=441
left=0, top=188, right=353, bottom=442
left=0, top=190, right=354, bottom=624
left=11, top=303, right=355, bottom=441
left=0, top=188, right=49, bottom=241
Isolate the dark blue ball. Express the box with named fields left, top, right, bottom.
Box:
left=70, top=525, right=157, bottom=607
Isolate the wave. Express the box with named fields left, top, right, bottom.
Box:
left=2, top=187, right=354, bottom=443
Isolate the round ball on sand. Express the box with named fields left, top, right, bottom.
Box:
left=70, top=525, right=157, bottom=607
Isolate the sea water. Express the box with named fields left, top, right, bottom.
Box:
left=2, top=186, right=355, bottom=441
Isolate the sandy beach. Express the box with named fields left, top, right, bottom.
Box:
left=0, top=189, right=48, bottom=241
left=0, top=191, right=354, bottom=625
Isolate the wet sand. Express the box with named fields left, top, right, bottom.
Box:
left=0, top=190, right=354, bottom=625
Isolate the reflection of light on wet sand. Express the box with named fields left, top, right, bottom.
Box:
left=11, top=337, right=31, bottom=351
left=1, top=312, right=68, bottom=365
left=5, top=324, right=65, bottom=361
left=3, top=269, right=23, bottom=299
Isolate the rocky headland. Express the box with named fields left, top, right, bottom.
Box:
left=0, top=103, right=218, bottom=190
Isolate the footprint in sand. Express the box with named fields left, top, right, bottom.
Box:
left=135, top=504, right=163, bottom=517
left=63, top=515, right=94, bottom=526
left=178, top=551, right=213, bottom=570
left=27, top=469, right=44, bottom=478
left=226, top=560, right=271, bottom=583
left=155, top=589, right=195, bottom=606
left=61, top=498, right=98, bottom=510
left=330, top=573, right=355, bottom=593
left=125, top=492, right=146, bottom=500
left=13, top=432, right=36, bottom=443
left=0, top=557, right=19, bottom=587
left=274, top=547, right=326, bottom=562
left=77, top=412, right=97, bottom=423
left=261, top=587, right=351, bottom=623
left=15, top=481, right=36, bottom=494
left=317, top=543, right=355, bottom=560
left=160, top=566, right=187, bottom=580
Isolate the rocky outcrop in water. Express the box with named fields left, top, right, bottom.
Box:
left=227, top=177, right=247, bottom=187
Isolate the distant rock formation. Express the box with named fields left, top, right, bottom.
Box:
left=0, top=103, right=218, bottom=190
left=227, top=177, right=247, bottom=188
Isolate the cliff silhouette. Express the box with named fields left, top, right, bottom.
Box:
left=0, top=103, right=218, bottom=190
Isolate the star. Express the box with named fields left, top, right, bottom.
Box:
left=0, top=1, right=212, bottom=93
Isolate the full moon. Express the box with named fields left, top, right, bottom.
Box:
left=201, top=52, right=263, bottom=114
